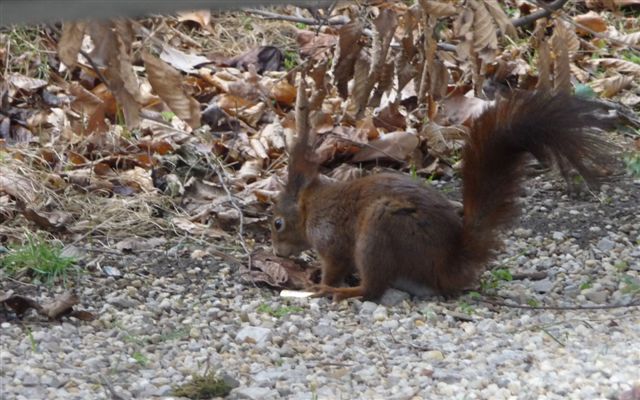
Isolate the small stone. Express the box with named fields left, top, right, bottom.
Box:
left=155, top=385, right=172, bottom=396
left=106, top=295, right=138, bottom=309
left=584, top=289, right=608, bottom=304
left=40, top=375, right=61, bottom=388
left=189, top=327, right=201, bottom=339
left=596, top=238, right=615, bottom=252
left=359, top=301, right=378, bottom=315
left=422, top=350, right=445, bottom=362
left=235, top=326, right=272, bottom=346
left=532, top=279, right=554, bottom=294
left=230, top=387, right=278, bottom=400
left=513, top=228, right=532, bottom=238
left=22, top=373, right=39, bottom=386
left=220, top=373, right=240, bottom=390
left=551, top=231, right=565, bottom=241
left=159, top=298, right=173, bottom=311
left=380, top=288, right=410, bottom=306
left=312, top=323, right=338, bottom=338
left=372, top=306, right=387, bottom=321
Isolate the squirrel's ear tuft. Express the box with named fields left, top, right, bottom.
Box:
left=285, top=70, right=319, bottom=196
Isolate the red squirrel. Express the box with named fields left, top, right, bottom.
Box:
left=270, top=91, right=617, bottom=301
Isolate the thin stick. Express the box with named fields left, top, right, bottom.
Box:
left=476, top=297, right=640, bottom=311
left=204, top=153, right=252, bottom=272
left=244, top=8, right=348, bottom=26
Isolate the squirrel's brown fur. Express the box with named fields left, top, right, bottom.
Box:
left=271, top=91, right=617, bottom=301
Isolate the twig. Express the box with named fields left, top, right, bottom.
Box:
left=541, top=327, right=566, bottom=346
left=511, top=0, right=570, bottom=28
left=204, top=153, right=252, bottom=272
left=477, top=297, right=640, bottom=311
left=244, top=8, right=348, bottom=26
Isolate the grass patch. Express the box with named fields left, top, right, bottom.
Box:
left=624, top=151, right=640, bottom=177
left=132, top=351, right=149, bottom=366
left=0, top=234, right=76, bottom=284
left=621, top=276, right=640, bottom=296
left=173, top=372, right=233, bottom=399
left=480, top=268, right=513, bottom=294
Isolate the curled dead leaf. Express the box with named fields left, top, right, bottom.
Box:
left=352, top=131, right=419, bottom=162
left=250, top=250, right=317, bottom=289
left=1, top=291, right=94, bottom=321
left=574, top=11, right=608, bottom=35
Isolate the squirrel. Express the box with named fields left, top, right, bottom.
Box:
left=270, top=91, right=618, bottom=301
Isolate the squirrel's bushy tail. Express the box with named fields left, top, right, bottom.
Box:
left=444, top=92, right=618, bottom=292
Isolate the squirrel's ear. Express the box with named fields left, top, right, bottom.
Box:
left=286, top=136, right=319, bottom=196
left=285, top=71, right=318, bottom=196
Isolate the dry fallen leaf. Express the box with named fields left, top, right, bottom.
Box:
left=58, top=21, right=87, bottom=68
left=177, top=9, right=212, bottom=28
left=250, top=250, right=317, bottom=289
left=351, top=131, right=419, bottom=162
left=1, top=291, right=94, bottom=321
left=574, top=11, right=608, bottom=35
left=142, top=51, right=201, bottom=129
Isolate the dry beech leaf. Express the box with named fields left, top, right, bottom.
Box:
left=67, top=151, right=88, bottom=165
left=238, top=159, right=263, bottom=182
left=421, top=122, right=467, bottom=157
left=177, top=9, right=212, bottom=28
left=470, top=0, right=499, bottom=64
left=250, top=250, right=316, bottom=289
left=374, top=103, right=407, bottom=132
left=296, top=29, right=337, bottom=59
left=590, top=58, right=640, bottom=78
left=569, top=63, right=590, bottom=83
left=142, top=51, right=201, bottom=129
left=1, top=291, right=94, bottom=321
left=23, top=208, right=73, bottom=231
left=613, top=31, right=640, bottom=46
left=259, top=121, right=286, bottom=151
left=7, top=73, right=48, bottom=92
left=334, top=21, right=365, bottom=98
left=351, top=131, right=419, bottom=162
left=439, top=95, right=490, bottom=125
left=574, top=11, right=608, bottom=35
left=118, top=167, right=156, bottom=192
left=89, top=21, right=141, bottom=128
left=69, top=83, right=108, bottom=133
left=172, top=217, right=230, bottom=239
left=0, top=167, right=38, bottom=204
left=483, top=0, right=517, bottom=38
left=58, top=21, right=87, bottom=68
left=270, top=80, right=296, bottom=105
left=159, top=45, right=212, bottom=74
left=591, top=74, right=635, bottom=97
left=420, top=0, right=457, bottom=17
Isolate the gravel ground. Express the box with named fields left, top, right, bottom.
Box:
left=1, top=175, right=639, bottom=400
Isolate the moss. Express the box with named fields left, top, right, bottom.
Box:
left=173, top=373, right=233, bottom=399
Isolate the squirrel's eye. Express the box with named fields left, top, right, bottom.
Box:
left=273, top=218, right=285, bottom=232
